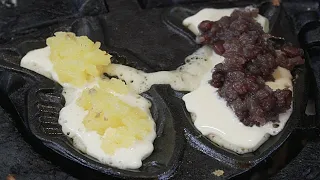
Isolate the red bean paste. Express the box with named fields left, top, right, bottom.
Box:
left=196, top=8, right=304, bottom=127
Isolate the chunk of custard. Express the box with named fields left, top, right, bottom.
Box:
left=77, top=78, right=153, bottom=154
left=46, top=32, right=112, bottom=87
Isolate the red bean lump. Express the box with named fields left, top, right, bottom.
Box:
left=196, top=8, right=304, bottom=127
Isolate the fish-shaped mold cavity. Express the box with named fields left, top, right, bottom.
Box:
left=162, top=1, right=308, bottom=170
left=0, top=15, right=186, bottom=179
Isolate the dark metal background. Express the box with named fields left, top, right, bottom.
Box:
left=0, top=0, right=319, bottom=179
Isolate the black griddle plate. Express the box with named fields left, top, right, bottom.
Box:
left=0, top=0, right=318, bottom=180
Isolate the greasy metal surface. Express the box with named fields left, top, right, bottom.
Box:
left=0, top=0, right=318, bottom=179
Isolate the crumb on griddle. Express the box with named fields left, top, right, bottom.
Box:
left=272, top=0, right=280, bottom=6
left=196, top=134, right=203, bottom=138
left=6, top=174, right=16, bottom=180
left=212, top=169, right=224, bottom=177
